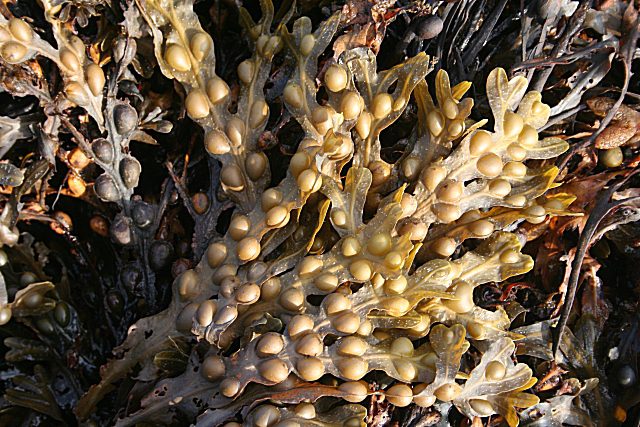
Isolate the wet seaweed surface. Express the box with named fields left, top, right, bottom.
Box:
left=0, top=0, right=639, bottom=426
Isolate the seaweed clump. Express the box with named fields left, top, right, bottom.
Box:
left=78, top=0, right=570, bottom=424
left=2, top=0, right=611, bottom=425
